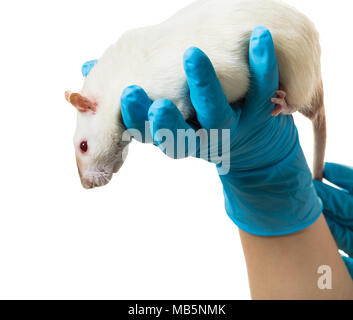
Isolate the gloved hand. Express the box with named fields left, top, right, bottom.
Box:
left=313, top=163, right=353, bottom=279
left=120, top=26, right=323, bottom=236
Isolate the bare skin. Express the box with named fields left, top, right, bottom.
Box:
left=239, top=214, right=353, bottom=300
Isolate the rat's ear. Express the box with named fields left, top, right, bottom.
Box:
left=65, top=91, right=97, bottom=113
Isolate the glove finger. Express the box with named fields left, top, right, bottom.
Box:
left=324, top=162, right=353, bottom=194
left=325, top=215, right=353, bottom=257
left=148, top=99, right=203, bottom=159
left=313, top=180, right=353, bottom=226
left=82, top=59, right=98, bottom=78
left=342, top=256, right=353, bottom=279
left=121, top=85, right=153, bottom=143
left=183, top=47, right=240, bottom=130
left=245, top=26, right=279, bottom=116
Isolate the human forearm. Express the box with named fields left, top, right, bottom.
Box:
left=239, top=214, right=353, bottom=300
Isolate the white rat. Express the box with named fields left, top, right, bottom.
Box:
left=66, top=0, right=326, bottom=189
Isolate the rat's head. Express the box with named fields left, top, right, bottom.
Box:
left=65, top=91, right=130, bottom=189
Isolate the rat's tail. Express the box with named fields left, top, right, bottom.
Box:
left=312, top=82, right=326, bottom=181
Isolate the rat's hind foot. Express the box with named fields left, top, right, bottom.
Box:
left=271, top=90, right=297, bottom=117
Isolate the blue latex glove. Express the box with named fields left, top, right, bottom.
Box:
left=120, top=26, right=323, bottom=236
left=313, top=163, right=353, bottom=279
left=82, top=59, right=98, bottom=77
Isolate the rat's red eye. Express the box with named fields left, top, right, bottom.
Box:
left=80, top=141, right=88, bottom=153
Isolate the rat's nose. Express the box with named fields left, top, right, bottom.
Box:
left=81, top=179, right=94, bottom=189
left=80, top=172, right=112, bottom=189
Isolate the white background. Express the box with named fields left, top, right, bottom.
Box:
left=0, top=0, right=352, bottom=300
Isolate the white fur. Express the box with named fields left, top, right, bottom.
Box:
left=74, top=0, right=322, bottom=188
